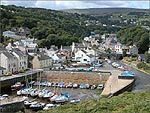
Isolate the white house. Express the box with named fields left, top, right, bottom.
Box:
left=114, top=43, right=123, bottom=54
left=12, top=49, right=28, bottom=70
left=75, top=50, right=95, bottom=64
left=3, top=31, right=16, bottom=37
left=0, top=52, right=18, bottom=73
left=80, top=54, right=95, bottom=64
left=14, top=38, right=38, bottom=56
left=3, top=30, right=25, bottom=39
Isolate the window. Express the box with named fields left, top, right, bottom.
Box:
left=84, top=59, right=87, bottom=61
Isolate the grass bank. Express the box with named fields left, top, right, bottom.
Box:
left=38, top=91, right=150, bottom=113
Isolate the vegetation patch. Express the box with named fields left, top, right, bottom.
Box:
left=38, top=91, right=150, bottom=113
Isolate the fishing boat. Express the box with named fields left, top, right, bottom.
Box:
left=70, top=99, right=80, bottom=104
left=30, top=89, right=40, bottom=97
left=24, top=100, right=37, bottom=108
left=91, top=85, right=96, bottom=89
left=66, top=82, right=73, bottom=88
left=50, top=92, right=59, bottom=102
left=11, top=82, right=24, bottom=90
left=43, top=104, right=56, bottom=110
left=0, top=94, right=9, bottom=100
left=73, top=83, right=78, bottom=88
left=85, top=84, right=90, bottom=89
left=43, top=91, right=54, bottom=99
left=79, top=83, right=86, bottom=89
left=38, top=89, right=47, bottom=98
left=54, top=93, right=69, bottom=103
left=97, top=84, right=104, bottom=90
left=30, top=102, right=45, bottom=111
left=58, top=82, right=64, bottom=88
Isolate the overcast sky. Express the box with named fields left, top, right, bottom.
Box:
left=1, top=0, right=149, bottom=10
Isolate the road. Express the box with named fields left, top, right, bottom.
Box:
left=100, top=61, right=150, bottom=91
left=127, top=66, right=150, bottom=92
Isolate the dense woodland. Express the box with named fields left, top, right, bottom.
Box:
left=117, top=26, right=149, bottom=54
left=1, top=5, right=120, bottom=48
left=0, top=5, right=149, bottom=52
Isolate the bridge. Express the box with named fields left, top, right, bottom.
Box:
left=0, top=69, right=43, bottom=89
left=101, top=70, right=135, bottom=97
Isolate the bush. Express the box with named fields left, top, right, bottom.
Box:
left=137, top=62, right=150, bottom=73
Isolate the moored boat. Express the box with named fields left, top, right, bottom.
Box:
left=11, top=82, right=24, bottom=90
left=54, top=93, right=69, bottom=104
left=30, top=102, right=45, bottom=111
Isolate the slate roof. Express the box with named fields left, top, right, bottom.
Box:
left=87, top=54, right=95, bottom=58
left=62, top=46, right=71, bottom=51
left=0, top=47, right=7, bottom=52
left=13, top=49, right=26, bottom=57
left=2, top=52, right=14, bottom=59
left=38, top=54, right=51, bottom=61
left=138, top=54, right=145, bottom=60
left=81, top=50, right=87, bottom=53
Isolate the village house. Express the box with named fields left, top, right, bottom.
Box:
left=60, top=45, right=72, bottom=59
left=32, top=53, right=52, bottom=69
left=3, top=30, right=26, bottom=39
left=72, top=42, right=87, bottom=54
left=0, top=66, right=6, bottom=76
left=0, top=52, right=18, bottom=74
left=129, top=45, right=139, bottom=56
left=104, top=34, right=117, bottom=51
left=14, top=38, right=38, bottom=56
left=11, top=27, right=31, bottom=36
left=138, top=54, right=146, bottom=62
left=74, top=49, right=95, bottom=64
left=12, top=49, right=28, bottom=71
left=114, top=43, right=129, bottom=55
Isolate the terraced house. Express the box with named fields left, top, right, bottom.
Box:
left=32, top=53, right=52, bottom=69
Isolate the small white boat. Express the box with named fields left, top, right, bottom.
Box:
left=50, top=93, right=59, bottom=102
left=43, top=104, right=56, bottom=110
left=43, top=91, right=54, bottom=99
left=70, top=99, right=80, bottom=103
left=73, top=83, right=78, bottom=88
left=91, top=85, right=96, bottom=89
left=30, top=102, right=45, bottom=111
left=11, top=82, right=24, bottom=90
left=97, top=84, right=104, bottom=90
left=17, top=90, right=22, bottom=96
left=0, top=94, right=8, bottom=100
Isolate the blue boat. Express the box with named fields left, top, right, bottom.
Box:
left=121, top=71, right=134, bottom=76
left=58, top=82, right=64, bottom=88
left=79, top=83, right=86, bottom=89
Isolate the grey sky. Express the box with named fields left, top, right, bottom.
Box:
left=1, top=0, right=149, bottom=10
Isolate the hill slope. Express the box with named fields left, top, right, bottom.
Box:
left=62, top=8, right=150, bottom=15
left=38, top=91, right=150, bottom=113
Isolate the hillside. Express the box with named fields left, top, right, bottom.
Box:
left=38, top=91, right=150, bottom=113
left=62, top=8, right=150, bottom=15
left=117, top=26, right=149, bottom=54
left=0, top=5, right=92, bottom=48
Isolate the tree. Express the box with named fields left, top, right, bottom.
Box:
left=145, top=52, right=150, bottom=63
